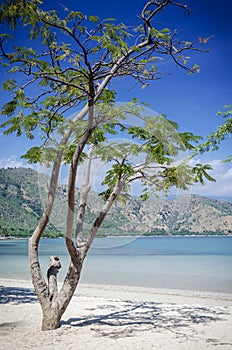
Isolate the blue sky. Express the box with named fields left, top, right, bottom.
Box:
left=0, top=0, right=231, bottom=200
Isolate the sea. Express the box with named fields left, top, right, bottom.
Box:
left=0, top=236, right=232, bottom=294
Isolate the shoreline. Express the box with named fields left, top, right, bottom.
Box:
left=1, top=278, right=232, bottom=349
left=1, top=278, right=232, bottom=306
left=1, top=234, right=232, bottom=240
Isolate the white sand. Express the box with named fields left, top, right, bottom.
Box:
left=0, top=278, right=232, bottom=350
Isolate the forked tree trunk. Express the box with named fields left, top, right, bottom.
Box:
left=29, top=238, right=83, bottom=330
left=41, top=260, right=83, bottom=330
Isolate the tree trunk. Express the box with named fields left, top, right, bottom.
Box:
left=41, top=303, right=62, bottom=331
left=47, top=256, right=61, bottom=301
left=41, top=259, right=83, bottom=330
left=29, top=237, right=84, bottom=331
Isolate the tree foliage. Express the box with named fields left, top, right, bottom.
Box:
left=196, top=105, right=232, bottom=162
left=0, top=0, right=209, bottom=141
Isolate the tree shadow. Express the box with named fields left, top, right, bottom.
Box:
left=0, top=285, right=37, bottom=304
left=62, top=300, right=227, bottom=339
left=0, top=285, right=229, bottom=340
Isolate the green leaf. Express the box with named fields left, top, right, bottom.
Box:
left=21, top=147, right=43, bottom=164
left=140, top=189, right=149, bottom=201
left=191, top=64, right=200, bottom=73
left=88, top=15, right=99, bottom=23
left=192, top=164, right=216, bottom=184
left=9, top=66, right=19, bottom=72
left=3, top=78, right=17, bottom=91
left=38, top=79, right=49, bottom=87
left=66, top=11, right=85, bottom=20
left=55, top=53, right=68, bottom=61
left=89, top=128, right=106, bottom=145
left=103, top=18, right=116, bottom=22
left=98, top=89, right=116, bottom=103
left=161, top=28, right=170, bottom=34
left=1, top=100, right=18, bottom=116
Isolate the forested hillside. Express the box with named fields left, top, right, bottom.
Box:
left=0, top=167, right=232, bottom=237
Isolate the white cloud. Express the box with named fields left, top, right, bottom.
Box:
left=191, top=158, right=232, bottom=198
left=0, top=155, right=27, bottom=169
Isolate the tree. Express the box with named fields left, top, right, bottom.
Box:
left=196, top=104, right=232, bottom=162
left=0, top=0, right=213, bottom=330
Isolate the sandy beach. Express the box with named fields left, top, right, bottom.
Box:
left=0, top=278, right=232, bottom=350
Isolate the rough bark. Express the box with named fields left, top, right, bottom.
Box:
left=41, top=260, right=60, bottom=330
left=29, top=239, right=49, bottom=310
left=47, top=256, right=61, bottom=301
left=57, top=260, right=83, bottom=318
left=41, top=306, right=61, bottom=331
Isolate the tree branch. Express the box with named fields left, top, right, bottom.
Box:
left=65, top=127, right=94, bottom=266
left=83, top=179, right=123, bottom=257
left=75, top=144, right=94, bottom=244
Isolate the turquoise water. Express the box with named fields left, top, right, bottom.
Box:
left=0, top=236, right=232, bottom=293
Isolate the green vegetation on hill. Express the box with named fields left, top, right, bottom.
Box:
left=0, top=167, right=58, bottom=237
left=0, top=167, right=232, bottom=238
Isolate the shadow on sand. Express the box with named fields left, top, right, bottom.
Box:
left=0, top=285, right=37, bottom=304
left=0, top=285, right=228, bottom=340
left=61, top=300, right=226, bottom=339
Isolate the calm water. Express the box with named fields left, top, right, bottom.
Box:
left=0, top=236, right=232, bottom=293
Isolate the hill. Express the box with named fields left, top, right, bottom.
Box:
left=0, top=167, right=232, bottom=237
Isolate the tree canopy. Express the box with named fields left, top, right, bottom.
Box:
left=0, top=0, right=208, bottom=141
left=196, top=104, right=232, bottom=163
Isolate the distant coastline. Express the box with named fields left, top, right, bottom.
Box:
left=0, top=232, right=231, bottom=240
